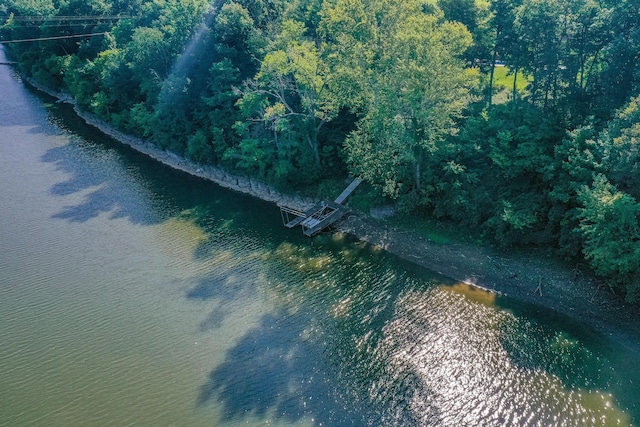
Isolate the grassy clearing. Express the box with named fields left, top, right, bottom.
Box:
left=489, top=66, right=532, bottom=103
left=492, top=66, right=532, bottom=92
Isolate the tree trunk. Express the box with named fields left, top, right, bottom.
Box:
left=306, top=133, right=320, bottom=166
left=414, top=146, right=423, bottom=191
left=488, top=44, right=498, bottom=106
left=512, top=67, right=519, bottom=105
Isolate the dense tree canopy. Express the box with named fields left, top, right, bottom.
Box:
left=3, top=0, right=640, bottom=301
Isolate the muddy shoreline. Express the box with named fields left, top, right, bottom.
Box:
left=336, top=214, right=640, bottom=349
left=23, top=76, right=640, bottom=352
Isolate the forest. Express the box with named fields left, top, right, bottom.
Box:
left=2, top=0, right=640, bottom=302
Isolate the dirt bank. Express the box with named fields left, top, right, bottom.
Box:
left=24, top=76, right=640, bottom=352
left=336, top=214, right=640, bottom=350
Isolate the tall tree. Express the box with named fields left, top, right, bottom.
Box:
left=578, top=174, right=640, bottom=302
left=488, top=0, right=523, bottom=105
left=235, top=19, right=337, bottom=170
left=600, top=94, right=640, bottom=198
left=321, top=0, right=477, bottom=203
left=512, top=0, right=568, bottom=108
left=593, top=0, right=640, bottom=115
left=439, top=0, right=493, bottom=63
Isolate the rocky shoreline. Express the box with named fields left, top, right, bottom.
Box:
left=23, top=75, right=640, bottom=352
left=22, top=76, right=318, bottom=212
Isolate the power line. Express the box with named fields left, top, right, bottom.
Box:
left=5, top=24, right=108, bottom=29
left=1, top=15, right=131, bottom=21
left=5, top=22, right=119, bottom=29
left=1, top=15, right=131, bottom=30
left=0, top=32, right=108, bottom=44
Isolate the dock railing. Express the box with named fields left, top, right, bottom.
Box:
left=279, top=177, right=362, bottom=236
left=279, top=205, right=308, bottom=228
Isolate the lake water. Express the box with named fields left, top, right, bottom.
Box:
left=1, top=48, right=639, bottom=426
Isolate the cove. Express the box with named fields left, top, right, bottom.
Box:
left=1, top=51, right=639, bottom=426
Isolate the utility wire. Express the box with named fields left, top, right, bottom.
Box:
left=1, top=15, right=131, bottom=21
left=0, top=32, right=107, bottom=44
left=5, top=24, right=107, bottom=28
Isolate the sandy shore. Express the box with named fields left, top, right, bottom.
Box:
left=24, top=76, right=640, bottom=351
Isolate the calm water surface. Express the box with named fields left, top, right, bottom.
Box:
left=1, top=50, right=639, bottom=426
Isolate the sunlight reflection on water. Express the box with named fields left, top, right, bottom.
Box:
left=366, top=286, right=631, bottom=426
left=0, top=48, right=638, bottom=426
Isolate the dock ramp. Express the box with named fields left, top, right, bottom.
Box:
left=279, top=178, right=362, bottom=236
left=334, top=178, right=362, bottom=204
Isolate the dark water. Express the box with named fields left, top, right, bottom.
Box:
left=1, top=49, right=639, bottom=426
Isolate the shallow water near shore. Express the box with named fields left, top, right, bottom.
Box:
left=1, top=54, right=640, bottom=426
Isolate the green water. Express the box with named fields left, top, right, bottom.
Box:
left=1, top=54, right=639, bottom=426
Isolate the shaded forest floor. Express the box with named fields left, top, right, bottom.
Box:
left=24, top=76, right=640, bottom=354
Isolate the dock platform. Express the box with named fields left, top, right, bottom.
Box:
left=279, top=178, right=362, bottom=236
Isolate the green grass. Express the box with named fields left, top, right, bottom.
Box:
left=488, top=66, right=533, bottom=104
left=492, top=66, right=532, bottom=92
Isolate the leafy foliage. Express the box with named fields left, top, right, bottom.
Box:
left=578, top=175, right=640, bottom=301
left=4, top=0, right=640, bottom=301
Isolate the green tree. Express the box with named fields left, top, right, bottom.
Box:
left=186, top=3, right=260, bottom=165
left=547, top=121, right=604, bottom=257
left=235, top=19, right=337, bottom=169
left=438, top=0, right=493, bottom=63
left=452, top=103, right=564, bottom=246
left=578, top=175, right=640, bottom=302
left=593, top=0, right=640, bottom=114
left=599, top=95, right=640, bottom=199
left=512, top=0, right=567, bottom=108
left=322, top=0, right=477, bottom=204
left=487, top=0, right=525, bottom=105
left=562, top=0, right=612, bottom=108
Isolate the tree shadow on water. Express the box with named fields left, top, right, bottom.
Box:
left=197, top=309, right=373, bottom=426
left=496, top=296, right=617, bottom=389
left=35, top=100, right=215, bottom=225
left=191, top=252, right=446, bottom=426
left=495, top=296, right=640, bottom=422
left=186, top=246, right=380, bottom=425
left=187, top=266, right=261, bottom=332
left=41, top=143, right=163, bottom=224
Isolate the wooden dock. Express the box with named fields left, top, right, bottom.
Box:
left=279, top=178, right=362, bottom=236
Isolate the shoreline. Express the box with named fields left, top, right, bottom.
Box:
left=337, top=214, right=640, bottom=348
left=23, top=75, right=640, bottom=352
